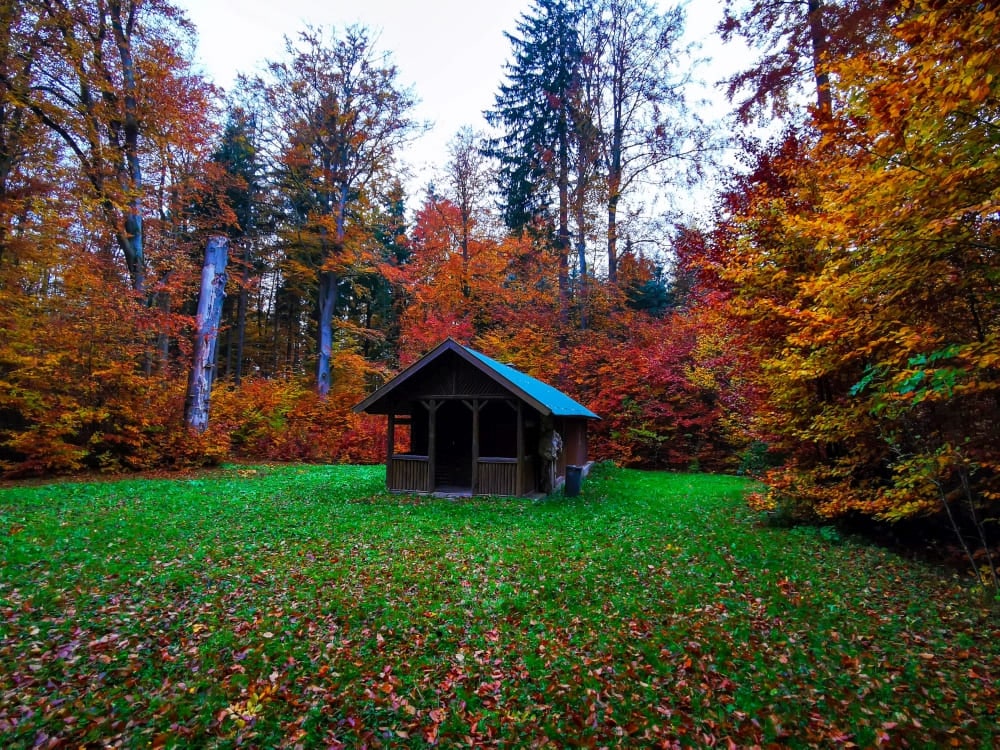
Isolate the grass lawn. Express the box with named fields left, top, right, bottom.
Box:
left=1, top=464, right=997, bottom=748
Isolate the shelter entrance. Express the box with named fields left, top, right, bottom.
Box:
left=434, top=400, right=472, bottom=491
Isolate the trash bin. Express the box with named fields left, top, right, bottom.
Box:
left=564, top=465, right=582, bottom=497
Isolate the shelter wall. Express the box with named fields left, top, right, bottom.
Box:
left=401, top=352, right=510, bottom=402
left=554, top=418, right=589, bottom=481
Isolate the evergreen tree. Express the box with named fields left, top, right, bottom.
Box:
left=357, top=179, right=410, bottom=363
left=486, top=0, right=585, bottom=315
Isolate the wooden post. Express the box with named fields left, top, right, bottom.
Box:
left=472, top=400, right=479, bottom=494
left=387, top=412, right=396, bottom=467
left=425, top=399, right=440, bottom=492
left=516, top=402, right=524, bottom=495
left=464, top=399, right=482, bottom=494
left=185, top=236, right=229, bottom=432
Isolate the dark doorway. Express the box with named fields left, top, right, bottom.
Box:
left=435, top=400, right=472, bottom=491
left=480, top=401, right=517, bottom=458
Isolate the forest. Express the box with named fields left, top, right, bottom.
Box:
left=0, top=1, right=997, bottom=569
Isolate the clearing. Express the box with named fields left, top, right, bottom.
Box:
left=1, top=464, right=997, bottom=747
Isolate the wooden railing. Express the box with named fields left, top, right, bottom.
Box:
left=388, top=455, right=536, bottom=496
left=477, top=457, right=517, bottom=496
left=388, top=455, right=431, bottom=493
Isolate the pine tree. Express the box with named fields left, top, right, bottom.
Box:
left=486, top=0, right=585, bottom=316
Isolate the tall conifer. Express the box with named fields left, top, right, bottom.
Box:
left=486, top=0, right=585, bottom=315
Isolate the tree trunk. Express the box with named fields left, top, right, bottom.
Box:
left=607, top=192, right=619, bottom=283
left=234, top=254, right=249, bottom=385
left=807, top=0, right=832, bottom=121
left=155, top=280, right=171, bottom=371
left=575, top=171, right=589, bottom=330
left=109, top=0, right=145, bottom=295
left=317, top=185, right=348, bottom=397
left=557, top=113, right=571, bottom=327
left=607, top=110, right=623, bottom=283
left=185, top=236, right=229, bottom=432
left=316, top=269, right=338, bottom=396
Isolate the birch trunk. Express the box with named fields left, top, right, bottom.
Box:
left=185, top=236, right=229, bottom=432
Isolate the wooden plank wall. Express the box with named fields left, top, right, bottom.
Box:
left=388, top=456, right=431, bottom=492
left=477, top=459, right=517, bottom=496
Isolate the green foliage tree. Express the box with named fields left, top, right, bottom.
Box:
left=211, top=105, right=265, bottom=385
left=487, top=0, right=585, bottom=316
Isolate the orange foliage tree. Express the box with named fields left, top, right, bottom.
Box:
left=565, top=313, right=749, bottom=472
left=708, top=0, right=999, bottom=559
left=0, top=3, right=773, bottom=480
left=397, top=194, right=534, bottom=363
left=256, top=25, right=418, bottom=396
left=396, top=188, right=749, bottom=472
left=0, top=0, right=223, bottom=475
left=210, top=350, right=385, bottom=465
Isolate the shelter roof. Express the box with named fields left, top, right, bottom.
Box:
left=353, top=338, right=599, bottom=419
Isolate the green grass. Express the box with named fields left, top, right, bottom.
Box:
left=1, top=464, right=997, bottom=748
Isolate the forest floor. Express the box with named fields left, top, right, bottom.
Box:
left=1, top=464, right=997, bottom=748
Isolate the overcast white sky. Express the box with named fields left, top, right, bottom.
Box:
left=174, top=0, right=731, bottom=199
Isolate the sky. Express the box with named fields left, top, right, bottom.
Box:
left=173, top=0, right=732, bottom=201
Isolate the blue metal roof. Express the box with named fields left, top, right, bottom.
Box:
left=353, top=338, right=599, bottom=419
left=461, top=345, right=599, bottom=420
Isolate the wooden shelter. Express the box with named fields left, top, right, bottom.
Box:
left=354, top=339, right=599, bottom=496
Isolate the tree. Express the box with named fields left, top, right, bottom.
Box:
left=0, top=2, right=29, bottom=255
left=784, top=0, right=1000, bottom=524
left=211, top=104, right=266, bottom=385
left=1, top=0, right=226, bottom=474
left=587, top=0, right=704, bottom=282
left=398, top=195, right=478, bottom=357
left=259, top=25, right=418, bottom=396
left=567, top=17, right=601, bottom=322
left=487, top=0, right=585, bottom=317
left=185, top=236, right=229, bottom=432
left=349, top=178, right=410, bottom=363
left=568, top=314, right=738, bottom=471
left=709, top=0, right=1000, bottom=574
left=22, top=0, right=210, bottom=295
left=718, top=0, right=893, bottom=124
left=444, top=127, right=494, bottom=271
left=0, top=1, right=54, bottom=273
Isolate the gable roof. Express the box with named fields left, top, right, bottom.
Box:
left=353, top=338, right=599, bottom=419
